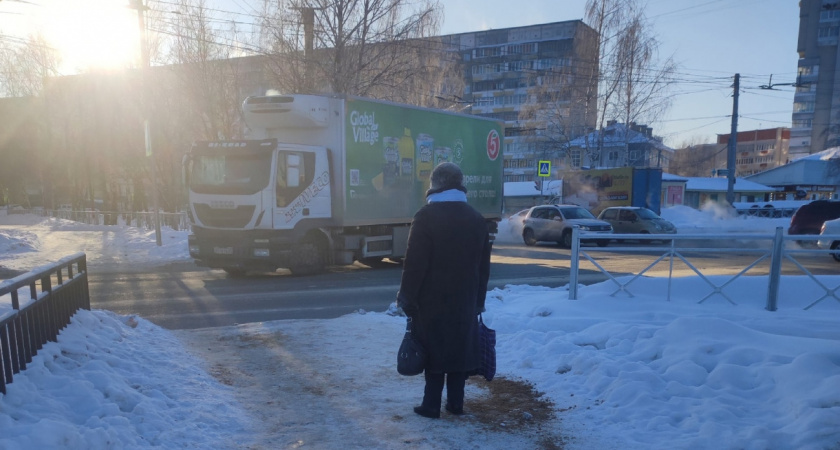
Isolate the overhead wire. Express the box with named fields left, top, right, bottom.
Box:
left=2, top=0, right=800, bottom=140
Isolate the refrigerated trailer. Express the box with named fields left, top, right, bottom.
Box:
left=184, top=94, right=504, bottom=275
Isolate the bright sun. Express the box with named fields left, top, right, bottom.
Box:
left=42, top=0, right=141, bottom=72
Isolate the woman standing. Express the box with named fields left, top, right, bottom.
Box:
left=397, top=162, right=492, bottom=418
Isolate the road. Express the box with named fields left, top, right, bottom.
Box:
left=87, top=242, right=840, bottom=330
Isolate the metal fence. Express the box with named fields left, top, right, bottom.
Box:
left=568, top=227, right=840, bottom=311
left=0, top=253, right=90, bottom=394
left=7, top=208, right=190, bottom=232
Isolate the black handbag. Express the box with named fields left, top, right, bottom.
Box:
left=397, top=317, right=426, bottom=376
left=475, top=314, right=496, bottom=381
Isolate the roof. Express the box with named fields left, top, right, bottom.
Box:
left=662, top=172, right=688, bottom=182
left=796, top=147, right=840, bottom=161
left=685, top=177, right=776, bottom=193
left=746, top=147, right=840, bottom=186
left=568, top=122, right=674, bottom=152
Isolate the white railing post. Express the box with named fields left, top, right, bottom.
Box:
left=569, top=226, right=580, bottom=300
left=766, top=226, right=784, bottom=312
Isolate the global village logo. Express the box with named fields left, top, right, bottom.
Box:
left=350, top=110, right=379, bottom=145
left=452, top=139, right=465, bottom=165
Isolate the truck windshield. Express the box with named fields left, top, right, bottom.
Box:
left=189, top=153, right=272, bottom=195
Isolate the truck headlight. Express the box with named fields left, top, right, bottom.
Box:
left=189, top=244, right=200, bottom=255
left=253, top=248, right=270, bottom=257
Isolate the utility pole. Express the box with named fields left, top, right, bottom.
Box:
left=128, top=0, right=162, bottom=246
left=293, top=6, right=319, bottom=92
left=726, top=73, right=739, bottom=206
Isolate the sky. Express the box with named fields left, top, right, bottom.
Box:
left=1, top=208, right=839, bottom=449
left=0, top=0, right=800, bottom=148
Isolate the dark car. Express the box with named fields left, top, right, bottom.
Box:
left=788, top=200, right=840, bottom=243
left=521, top=204, right=613, bottom=248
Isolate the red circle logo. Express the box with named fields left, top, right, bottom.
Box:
left=486, top=129, right=500, bottom=161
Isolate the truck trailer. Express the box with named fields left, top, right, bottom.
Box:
left=184, top=94, right=504, bottom=275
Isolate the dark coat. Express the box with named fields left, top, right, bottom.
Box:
left=397, top=200, right=492, bottom=374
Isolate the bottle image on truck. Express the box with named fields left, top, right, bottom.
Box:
left=183, top=94, right=504, bottom=275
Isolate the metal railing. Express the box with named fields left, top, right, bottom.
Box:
left=0, top=253, right=90, bottom=394
left=7, top=208, right=190, bottom=231
left=568, top=227, right=840, bottom=311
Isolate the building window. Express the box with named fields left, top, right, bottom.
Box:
left=798, top=65, right=819, bottom=76
left=793, top=118, right=813, bottom=128
left=794, top=101, right=815, bottom=112
left=818, top=26, right=840, bottom=38
left=607, top=151, right=619, bottom=162
left=570, top=150, right=581, bottom=168
left=507, top=42, right=537, bottom=55
left=820, top=9, right=840, bottom=21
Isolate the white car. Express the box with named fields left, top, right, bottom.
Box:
left=817, top=218, right=840, bottom=261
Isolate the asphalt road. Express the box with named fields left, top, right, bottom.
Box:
left=87, top=252, right=608, bottom=330
left=83, top=241, right=840, bottom=330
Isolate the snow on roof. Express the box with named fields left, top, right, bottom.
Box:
left=685, top=177, right=776, bottom=192
left=568, top=122, right=674, bottom=151
left=662, top=172, right=688, bottom=182
left=794, top=146, right=840, bottom=161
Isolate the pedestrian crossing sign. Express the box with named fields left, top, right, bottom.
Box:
left=538, top=160, right=551, bottom=177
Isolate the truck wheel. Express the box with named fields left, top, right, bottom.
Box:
left=832, top=242, right=840, bottom=262
left=289, top=239, right=326, bottom=275
left=523, top=229, right=537, bottom=246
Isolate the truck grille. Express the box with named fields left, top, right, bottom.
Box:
left=194, top=204, right=256, bottom=228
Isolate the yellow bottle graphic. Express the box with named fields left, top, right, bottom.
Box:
left=398, top=128, right=414, bottom=178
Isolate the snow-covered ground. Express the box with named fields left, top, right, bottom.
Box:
left=1, top=207, right=839, bottom=449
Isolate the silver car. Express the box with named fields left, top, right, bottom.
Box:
left=522, top=205, right=613, bottom=248
left=818, top=218, right=840, bottom=262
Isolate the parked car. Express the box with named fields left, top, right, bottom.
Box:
left=817, top=218, right=840, bottom=262
left=597, top=206, right=677, bottom=241
left=788, top=200, right=840, bottom=245
left=521, top=204, right=613, bottom=248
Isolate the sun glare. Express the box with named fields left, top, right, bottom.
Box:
left=42, top=0, right=141, bottom=72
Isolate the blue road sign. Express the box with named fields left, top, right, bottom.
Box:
left=538, top=160, right=551, bottom=177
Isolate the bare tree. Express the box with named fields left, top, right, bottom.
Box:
left=613, top=15, right=677, bottom=164
left=258, top=0, right=447, bottom=104
left=0, top=34, right=61, bottom=208
left=584, top=0, right=677, bottom=164
left=0, top=33, right=61, bottom=97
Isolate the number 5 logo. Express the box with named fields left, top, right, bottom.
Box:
left=486, top=129, right=500, bottom=161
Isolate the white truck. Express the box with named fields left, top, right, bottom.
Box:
left=184, top=94, right=504, bottom=275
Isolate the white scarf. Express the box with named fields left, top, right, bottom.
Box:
left=427, top=189, right=468, bottom=203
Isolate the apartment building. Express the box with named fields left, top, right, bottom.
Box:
left=717, top=127, right=791, bottom=177
left=439, top=21, right=599, bottom=182
left=792, top=0, right=840, bottom=158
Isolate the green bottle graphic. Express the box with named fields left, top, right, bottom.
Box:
left=398, top=128, right=414, bottom=178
